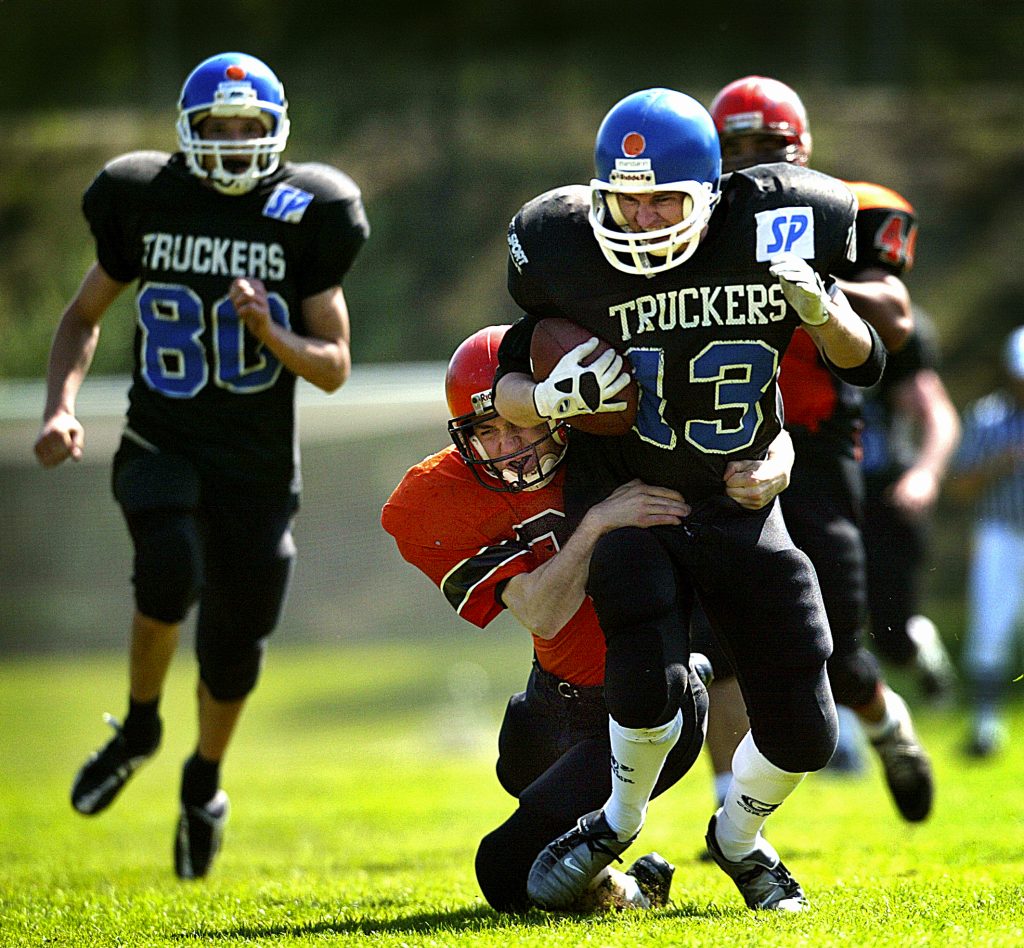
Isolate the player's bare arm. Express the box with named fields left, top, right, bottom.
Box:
left=494, top=371, right=548, bottom=428
left=34, top=262, right=129, bottom=468
left=887, top=369, right=961, bottom=515
left=229, top=278, right=351, bottom=393
left=769, top=254, right=874, bottom=369
left=836, top=268, right=913, bottom=353
left=501, top=479, right=690, bottom=639
left=723, top=429, right=795, bottom=511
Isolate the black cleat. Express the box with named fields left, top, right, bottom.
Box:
left=626, top=851, right=675, bottom=908
left=527, top=809, right=637, bottom=910
left=705, top=815, right=808, bottom=912
left=174, top=789, right=230, bottom=879
left=870, top=705, right=934, bottom=822
left=71, top=714, right=160, bottom=816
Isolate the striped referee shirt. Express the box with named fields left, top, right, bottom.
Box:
left=955, top=390, right=1024, bottom=527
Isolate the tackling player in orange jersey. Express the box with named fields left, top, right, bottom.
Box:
left=382, top=325, right=794, bottom=913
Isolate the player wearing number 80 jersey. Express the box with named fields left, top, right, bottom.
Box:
left=33, top=51, right=368, bottom=878
left=82, top=126, right=367, bottom=488
left=493, top=87, right=885, bottom=912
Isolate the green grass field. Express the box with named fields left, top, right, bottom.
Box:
left=1, top=637, right=1021, bottom=947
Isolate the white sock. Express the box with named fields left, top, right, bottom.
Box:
left=713, top=770, right=732, bottom=808
left=861, top=686, right=911, bottom=742
left=602, top=711, right=682, bottom=840
left=714, top=730, right=805, bottom=862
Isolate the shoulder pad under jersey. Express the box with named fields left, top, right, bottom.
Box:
left=382, top=449, right=504, bottom=550
left=840, top=180, right=918, bottom=277
left=279, top=162, right=365, bottom=206
left=98, top=151, right=175, bottom=189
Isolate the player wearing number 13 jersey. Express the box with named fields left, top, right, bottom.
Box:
left=33, top=52, right=368, bottom=879
left=499, top=144, right=873, bottom=505
left=493, top=88, right=884, bottom=912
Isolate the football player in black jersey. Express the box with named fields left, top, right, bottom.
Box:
left=861, top=310, right=960, bottom=701
left=707, top=75, right=937, bottom=818
left=493, top=87, right=884, bottom=913
left=33, top=52, right=369, bottom=878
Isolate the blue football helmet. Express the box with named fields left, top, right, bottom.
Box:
left=590, top=88, right=721, bottom=275
left=177, top=52, right=290, bottom=196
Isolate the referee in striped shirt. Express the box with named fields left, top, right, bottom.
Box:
left=950, top=325, right=1024, bottom=757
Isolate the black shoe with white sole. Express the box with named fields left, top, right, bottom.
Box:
left=71, top=714, right=160, bottom=816
left=174, top=789, right=230, bottom=879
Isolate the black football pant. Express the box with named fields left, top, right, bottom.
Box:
left=862, top=474, right=931, bottom=666
left=780, top=453, right=883, bottom=709
left=475, top=660, right=707, bottom=913
left=113, top=438, right=298, bottom=701
left=582, top=495, right=837, bottom=776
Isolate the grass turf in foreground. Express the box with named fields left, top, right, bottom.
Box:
left=0, top=639, right=1021, bottom=947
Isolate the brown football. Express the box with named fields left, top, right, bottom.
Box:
left=529, top=317, right=639, bottom=436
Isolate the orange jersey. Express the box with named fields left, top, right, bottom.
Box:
left=381, top=447, right=606, bottom=686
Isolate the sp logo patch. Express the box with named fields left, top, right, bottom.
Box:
left=263, top=184, right=314, bottom=224
left=755, top=207, right=815, bottom=261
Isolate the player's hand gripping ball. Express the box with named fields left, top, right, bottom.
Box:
left=530, top=318, right=639, bottom=436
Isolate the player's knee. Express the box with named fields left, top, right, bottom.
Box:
left=827, top=648, right=881, bottom=709
left=476, top=806, right=568, bottom=914
left=602, top=646, right=670, bottom=728
left=476, top=827, right=529, bottom=913
left=132, top=513, right=202, bottom=623
left=758, top=719, right=837, bottom=773
left=198, top=639, right=266, bottom=701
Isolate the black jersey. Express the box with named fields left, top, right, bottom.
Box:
left=83, top=151, right=369, bottom=490
left=500, top=162, right=859, bottom=502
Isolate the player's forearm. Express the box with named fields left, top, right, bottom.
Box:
left=43, top=310, right=100, bottom=418
left=501, top=516, right=605, bottom=639
left=260, top=325, right=351, bottom=392
left=804, top=291, right=875, bottom=369
left=914, top=374, right=961, bottom=479
left=915, top=414, right=961, bottom=482
left=836, top=273, right=913, bottom=353
left=494, top=373, right=546, bottom=427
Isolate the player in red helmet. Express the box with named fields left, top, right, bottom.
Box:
left=383, top=326, right=796, bottom=913
left=710, top=75, right=812, bottom=172
left=445, top=325, right=569, bottom=493
left=705, top=75, right=940, bottom=823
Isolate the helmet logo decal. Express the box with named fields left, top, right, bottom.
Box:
left=470, top=390, right=494, bottom=415
left=722, top=110, right=765, bottom=133
left=621, top=132, right=646, bottom=156
left=225, top=65, right=247, bottom=81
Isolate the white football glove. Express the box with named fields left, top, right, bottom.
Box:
left=769, top=253, right=831, bottom=326
left=533, top=337, right=632, bottom=420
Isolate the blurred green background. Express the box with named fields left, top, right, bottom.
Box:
left=2, top=0, right=1024, bottom=657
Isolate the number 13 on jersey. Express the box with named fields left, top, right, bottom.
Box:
left=628, top=340, right=779, bottom=454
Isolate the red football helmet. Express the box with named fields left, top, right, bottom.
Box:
left=446, top=326, right=566, bottom=493
left=709, top=76, right=812, bottom=173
